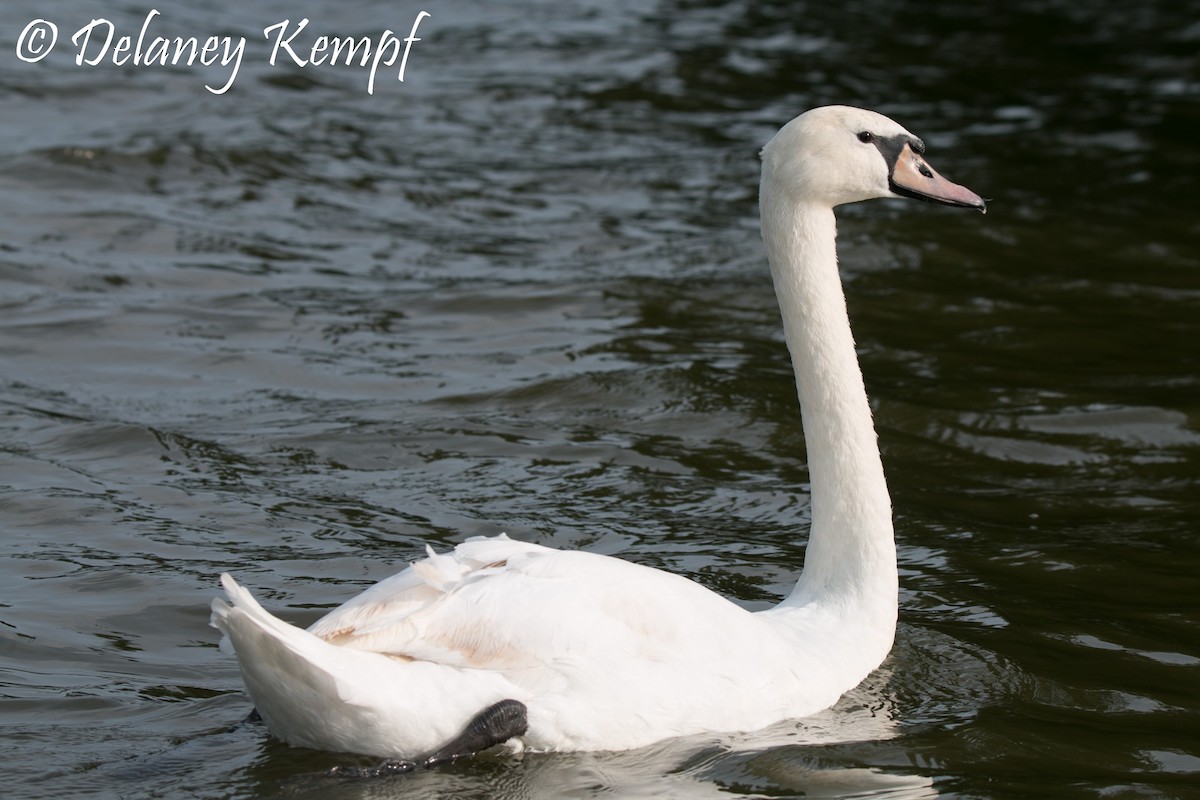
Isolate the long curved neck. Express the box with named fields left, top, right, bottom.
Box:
left=760, top=186, right=897, bottom=617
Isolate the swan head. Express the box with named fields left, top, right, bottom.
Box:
left=761, top=106, right=986, bottom=213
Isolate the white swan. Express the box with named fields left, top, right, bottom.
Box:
left=211, top=105, right=985, bottom=765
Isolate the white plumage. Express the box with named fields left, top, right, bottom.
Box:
left=211, top=105, right=984, bottom=761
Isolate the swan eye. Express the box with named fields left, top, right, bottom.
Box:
left=857, top=131, right=874, bottom=143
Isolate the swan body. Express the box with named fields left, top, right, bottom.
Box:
left=211, top=105, right=985, bottom=761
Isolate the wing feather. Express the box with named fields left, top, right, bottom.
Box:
left=304, top=534, right=761, bottom=688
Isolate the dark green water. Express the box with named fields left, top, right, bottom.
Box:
left=2, top=0, right=1197, bottom=797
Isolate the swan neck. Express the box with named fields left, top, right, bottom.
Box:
left=760, top=188, right=897, bottom=613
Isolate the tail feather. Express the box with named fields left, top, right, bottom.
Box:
left=211, top=573, right=521, bottom=759
left=211, top=574, right=352, bottom=748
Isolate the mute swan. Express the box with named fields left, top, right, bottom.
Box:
left=211, top=105, right=985, bottom=767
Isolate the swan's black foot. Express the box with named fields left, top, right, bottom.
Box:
left=327, top=760, right=416, bottom=779
left=322, top=700, right=526, bottom=780
left=422, top=699, right=529, bottom=768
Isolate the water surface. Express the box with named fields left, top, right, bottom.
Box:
left=1, top=0, right=1197, bottom=798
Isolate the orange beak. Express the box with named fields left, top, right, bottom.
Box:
left=889, top=143, right=986, bottom=213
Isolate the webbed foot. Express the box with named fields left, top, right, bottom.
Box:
left=323, top=699, right=528, bottom=779
left=422, top=698, right=529, bottom=767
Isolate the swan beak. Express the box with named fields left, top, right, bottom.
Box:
left=889, top=143, right=987, bottom=213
